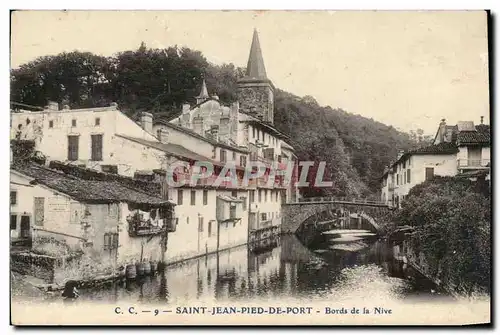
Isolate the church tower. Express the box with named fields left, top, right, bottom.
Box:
left=237, top=29, right=275, bottom=124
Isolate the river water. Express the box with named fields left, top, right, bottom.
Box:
left=70, top=234, right=453, bottom=305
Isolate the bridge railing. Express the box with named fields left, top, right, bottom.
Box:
left=291, top=196, right=389, bottom=206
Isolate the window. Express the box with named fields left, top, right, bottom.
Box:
left=407, top=169, right=411, bottom=183
left=104, top=232, right=119, bottom=250
left=250, top=190, right=255, bottom=203
left=177, top=190, right=183, bottom=205
left=261, top=213, right=267, bottom=221
left=258, top=190, right=262, bottom=202
left=252, top=127, right=256, bottom=139
left=232, top=152, right=237, bottom=160
left=71, top=119, right=77, bottom=127
left=265, top=190, right=268, bottom=202
left=425, top=167, right=434, bottom=181
left=403, top=161, right=406, bottom=169
left=229, top=205, right=237, bottom=219
left=10, top=190, right=17, bottom=205
left=191, top=190, right=196, bottom=206
left=220, top=150, right=227, bottom=163
left=403, top=171, right=406, bottom=184
left=231, top=191, right=237, bottom=197
left=198, top=217, right=204, bottom=232
left=208, top=220, right=212, bottom=236
left=49, top=120, right=54, bottom=128
left=240, top=155, right=247, bottom=167
left=203, top=190, right=208, bottom=205
left=10, top=214, right=17, bottom=230
left=396, top=174, right=399, bottom=185
left=95, top=117, right=100, bottom=126
left=91, top=134, right=103, bottom=161
left=67, top=135, right=79, bottom=161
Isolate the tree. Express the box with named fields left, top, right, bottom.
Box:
left=397, top=176, right=491, bottom=294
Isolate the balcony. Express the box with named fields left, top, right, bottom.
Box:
left=457, top=159, right=490, bottom=169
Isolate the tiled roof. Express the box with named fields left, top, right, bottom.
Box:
left=381, top=142, right=459, bottom=179
left=11, top=162, right=171, bottom=207
left=457, top=125, right=490, bottom=145
left=405, top=142, right=459, bottom=156
left=153, top=119, right=249, bottom=154
left=116, top=134, right=246, bottom=170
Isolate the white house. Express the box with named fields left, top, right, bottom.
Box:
left=10, top=161, right=175, bottom=283
left=380, top=117, right=490, bottom=207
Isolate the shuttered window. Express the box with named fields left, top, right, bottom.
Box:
left=67, top=135, right=79, bottom=161
left=10, top=191, right=17, bottom=205
left=191, top=190, right=196, bottom=206
left=10, top=214, right=17, bottom=230
left=203, top=190, right=208, bottom=205
left=91, top=134, right=103, bottom=161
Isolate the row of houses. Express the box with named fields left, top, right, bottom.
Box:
left=9, top=29, right=300, bottom=282
left=380, top=117, right=490, bottom=207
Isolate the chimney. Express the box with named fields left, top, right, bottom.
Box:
left=157, top=128, right=169, bottom=143
left=47, top=101, right=59, bottom=111
left=397, top=150, right=405, bottom=160
left=181, top=104, right=191, bottom=128
left=480, top=116, right=484, bottom=124
left=210, top=125, right=219, bottom=142
left=193, top=116, right=204, bottom=135
left=62, top=105, right=70, bottom=111
left=230, top=102, right=239, bottom=143
left=109, top=102, right=118, bottom=110
left=140, top=112, right=153, bottom=134
left=437, top=118, right=446, bottom=144
left=219, top=114, right=230, bottom=143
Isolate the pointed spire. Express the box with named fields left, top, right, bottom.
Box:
left=246, top=29, right=268, bottom=79
left=196, top=79, right=209, bottom=99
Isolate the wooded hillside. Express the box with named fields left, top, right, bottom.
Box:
left=11, top=44, right=421, bottom=197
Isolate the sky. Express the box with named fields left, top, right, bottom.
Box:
left=10, top=10, right=490, bottom=134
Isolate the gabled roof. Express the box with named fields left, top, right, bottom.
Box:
left=116, top=134, right=245, bottom=170
left=153, top=119, right=249, bottom=154
left=11, top=162, right=172, bottom=207
left=380, top=142, right=459, bottom=180
left=404, top=142, right=459, bottom=156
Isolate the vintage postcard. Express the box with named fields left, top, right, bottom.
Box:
left=9, top=10, right=491, bottom=326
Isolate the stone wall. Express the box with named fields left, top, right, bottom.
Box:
left=237, top=84, right=273, bottom=123
left=11, top=253, right=56, bottom=283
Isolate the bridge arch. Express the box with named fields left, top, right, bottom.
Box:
left=281, top=199, right=392, bottom=235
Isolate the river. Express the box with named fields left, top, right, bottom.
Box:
left=69, top=234, right=454, bottom=305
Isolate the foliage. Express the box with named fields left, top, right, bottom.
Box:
left=396, top=176, right=491, bottom=294
left=11, top=44, right=419, bottom=197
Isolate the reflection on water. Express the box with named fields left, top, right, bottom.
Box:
left=73, top=235, right=451, bottom=304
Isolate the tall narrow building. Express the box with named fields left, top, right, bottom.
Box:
left=237, top=29, right=275, bottom=124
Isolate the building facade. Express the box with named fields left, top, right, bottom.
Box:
left=380, top=117, right=490, bottom=207
left=9, top=29, right=299, bottom=271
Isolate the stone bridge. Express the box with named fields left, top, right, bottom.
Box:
left=281, top=197, right=394, bottom=235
